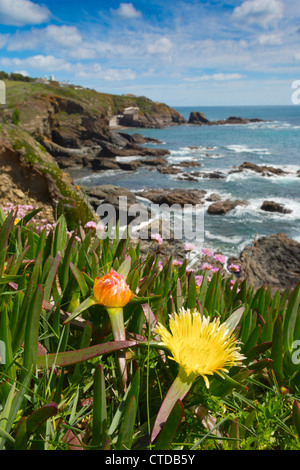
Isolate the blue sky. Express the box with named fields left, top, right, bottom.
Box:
left=0, top=0, right=299, bottom=106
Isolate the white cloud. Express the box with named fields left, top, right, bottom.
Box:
left=257, top=33, right=283, bottom=45
left=14, top=70, right=29, bottom=76
left=232, top=0, right=284, bottom=28
left=111, top=3, right=142, bottom=19
left=185, top=73, right=245, bottom=82
left=44, top=25, right=82, bottom=49
left=0, top=33, right=9, bottom=49
left=1, top=55, right=71, bottom=72
left=8, top=25, right=82, bottom=51
left=147, top=37, right=173, bottom=55
left=0, top=0, right=50, bottom=26
left=77, top=63, right=136, bottom=81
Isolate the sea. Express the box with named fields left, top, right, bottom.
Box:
left=74, top=105, right=300, bottom=258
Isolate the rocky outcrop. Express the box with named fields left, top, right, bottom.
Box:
left=207, top=199, right=248, bottom=215
left=231, top=161, right=287, bottom=177
left=81, top=184, right=147, bottom=223
left=141, top=188, right=207, bottom=206
left=0, top=124, right=94, bottom=229
left=1, top=81, right=184, bottom=176
left=188, top=112, right=265, bottom=126
left=228, top=233, right=300, bottom=292
left=260, top=201, right=292, bottom=214
left=116, top=100, right=186, bottom=129
left=188, top=112, right=210, bottom=125
left=175, top=170, right=226, bottom=181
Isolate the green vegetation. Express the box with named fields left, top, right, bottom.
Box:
left=1, top=77, right=178, bottom=124
left=4, top=125, right=94, bottom=230
left=0, top=209, right=299, bottom=450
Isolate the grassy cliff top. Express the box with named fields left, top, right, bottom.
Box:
left=2, top=79, right=180, bottom=119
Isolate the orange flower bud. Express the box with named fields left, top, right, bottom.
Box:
left=93, top=269, right=133, bottom=308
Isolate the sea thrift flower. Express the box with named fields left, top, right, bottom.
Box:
left=211, top=267, right=220, bottom=273
left=201, top=263, right=213, bottom=271
left=228, top=263, right=241, bottom=273
left=93, top=269, right=134, bottom=389
left=151, top=233, right=163, bottom=245
left=151, top=308, right=245, bottom=441
left=173, top=259, right=183, bottom=267
left=85, top=221, right=97, bottom=230
left=184, top=242, right=195, bottom=252
left=201, top=248, right=214, bottom=257
left=195, top=275, right=203, bottom=286
left=214, top=254, right=226, bottom=265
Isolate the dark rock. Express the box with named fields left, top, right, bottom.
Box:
left=200, top=171, right=226, bottom=179
left=260, top=201, right=292, bottom=214
left=188, top=112, right=210, bottom=125
left=97, top=141, right=169, bottom=159
left=91, top=158, right=121, bottom=171
left=118, top=133, right=162, bottom=145
left=83, top=184, right=148, bottom=223
left=174, top=160, right=202, bottom=168
left=232, top=161, right=287, bottom=177
left=116, top=160, right=142, bottom=172
left=158, top=166, right=181, bottom=175
left=207, top=199, right=248, bottom=215
left=140, top=157, right=168, bottom=167
left=232, top=232, right=300, bottom=292
left=188, top=112, right=265, bottom=126
left=175, top=173, right=199, bottom=182
left=205, top=193, right=222, bottom=202
left=142, top=188, right=206, bottom=206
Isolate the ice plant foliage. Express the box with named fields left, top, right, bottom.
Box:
left=151, top=308, right=245, bottom=442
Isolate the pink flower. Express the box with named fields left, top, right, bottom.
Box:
left=151, top=233, right=163, bottom=244
left=184, top=243, right=195, bottom=252
left=211, top=267, right=220, bottom=273
left=201, top=263, right=213, bottom=271
left=231, top=285, right=241, bottom=293
left=195, top=275, right=203, bottom=286
left=201, top=248, right=214, bottom=257
left=214, top=254, right=226, bottom=265
left=85, top=221, right=97, bottom=230
left=173, top=259, right=183, bottom=266
left=228, top=263, right=240, bottom=273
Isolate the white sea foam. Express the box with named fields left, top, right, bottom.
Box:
left=116, top=155, right=146, bottom=162
left=233, top=197, right=300, bottom=221
left=226, top=144, right=270, bottom=155
left=76, top=169, right=122, bottom=183
left=205, top=230, right=243, bottom=245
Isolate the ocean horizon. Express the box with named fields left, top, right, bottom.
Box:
left=74, top=104, right=300, bottom=259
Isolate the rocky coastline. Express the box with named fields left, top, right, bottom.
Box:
left=0, top=79, right=299, bottom=292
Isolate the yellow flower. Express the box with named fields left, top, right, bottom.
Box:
left=93, top=268, right=133, bottom=308
left=156, top=307, right=244, bottom=388
left=151, top=307, right=245, bottom=442
left=14, top=218, right=21, bottom=225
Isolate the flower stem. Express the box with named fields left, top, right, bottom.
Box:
left=106, top=307, right=127, bottom=390
left=151, top=367, right=195, bottom=443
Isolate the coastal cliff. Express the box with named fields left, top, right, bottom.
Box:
left=0, top=79, right=185, bottom=225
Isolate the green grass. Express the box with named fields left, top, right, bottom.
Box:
left=2, top=79, right=178, bottom=124
left=0, top=208, right=299, bottom=450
